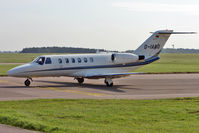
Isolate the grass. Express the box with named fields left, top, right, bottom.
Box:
left=0, top=64, right=19, bottom=76
left=0, top=98, right=199, bottom=133
left=0, top=53, right=68, bottom=63
left=0, top=53, right=41, bottom=63
left=0, top=53, right=199, bottom=75
left=135, top=53, right=199, bottom=73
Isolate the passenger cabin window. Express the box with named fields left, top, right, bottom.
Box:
left=45, top=57, right=52, bottom=64
left=89, top=57, right=94, bottom=63
left=65, top=58, right=69, bottom=63
left=77, top=58, right=81, bottom=63
left=58, top=58, right=62, bottom=64
left=36, top=57, right=45, bottom=65
left=71, top=58, right=75, bottom=63
left=84, top=58, right=87, bottom=63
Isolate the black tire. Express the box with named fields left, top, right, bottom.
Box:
left=106, top=82, right=113, bottom=87
left=77, top=78, right=84, bottom=84
left=24, top=79, right=31, bottom=86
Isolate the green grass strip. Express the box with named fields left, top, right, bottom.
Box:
left=0, top=64, right=19, bottom=76
left=135, top=53, right=199, bottom=73
left=0, top=98, right=199, bottom=133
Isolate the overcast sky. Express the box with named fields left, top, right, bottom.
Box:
left=0, top=0, right=199, bottom=51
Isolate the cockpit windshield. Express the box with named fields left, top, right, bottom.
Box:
left=32, top=57, right=45, bottom=65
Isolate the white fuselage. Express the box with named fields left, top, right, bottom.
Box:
left=7, top=52, right=150, bottom=78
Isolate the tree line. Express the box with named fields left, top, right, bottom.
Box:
left=1, top=47, right=199, bottom=53
left=20, top=47, right=106, bottom=53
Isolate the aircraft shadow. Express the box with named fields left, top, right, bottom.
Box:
left=0, top=86, right=36, bottom=89
left=34, top=80, right=129, bottom=93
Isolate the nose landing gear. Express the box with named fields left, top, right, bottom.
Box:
left=76, top=78, right=84, bottom=84
left=24, top=78, right=32, bottom=86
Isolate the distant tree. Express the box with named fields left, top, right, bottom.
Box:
left=161, top=48, right=199, bottom=53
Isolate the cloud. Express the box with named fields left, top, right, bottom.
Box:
left=112, top=2, right=199, bottom=15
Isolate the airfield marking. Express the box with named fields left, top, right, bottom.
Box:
left=40, top=87, right=109, bottom=97
left=0, top=79, right=109, bottom=97
left=0, top=79, right=20, bottom=86
left=0, top=80, right=6, bottom=83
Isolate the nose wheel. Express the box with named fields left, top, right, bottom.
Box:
left=24, top=78, right=32, bottom=86
left=76, top=78, right=84, bottom=84
left=105, top=78, right=113, bottom=87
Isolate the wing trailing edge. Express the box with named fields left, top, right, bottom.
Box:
left=84, top=72, right=143, bottom=79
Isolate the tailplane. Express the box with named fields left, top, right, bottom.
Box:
left=133, top=30, right=196, bottom=59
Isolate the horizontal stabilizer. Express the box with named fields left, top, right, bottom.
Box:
left=150, top=31, right=197, bottom=34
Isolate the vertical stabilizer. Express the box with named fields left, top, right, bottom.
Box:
left=134, top=30, right=173, bottom=59
left=134, top=30, right=196, bottom=59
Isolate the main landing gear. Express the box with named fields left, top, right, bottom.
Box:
left=104, top=78, right=113, bottom=87
left=75, top=77, right=113, bottom=87
left=76, top=78, right=84, bottom=84
left=24, top=78, right=32, bottom=86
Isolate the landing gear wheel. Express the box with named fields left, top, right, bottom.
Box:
left=106, top=82, right=113, bottom=87
left=77, top=78, right=84, bottom=84
left=104, top=78, right=113, bottom=87
left=24, top=79, right=31, bottom=86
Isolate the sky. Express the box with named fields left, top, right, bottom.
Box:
left=0, top=0, right=199, bottom=51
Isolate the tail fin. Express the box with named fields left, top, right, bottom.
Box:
left=133, top=30, right=196, bottom=59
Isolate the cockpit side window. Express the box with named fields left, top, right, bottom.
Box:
left=45, top=57, right=52, bottom=64
left=36, top=57, right=45, bottom=65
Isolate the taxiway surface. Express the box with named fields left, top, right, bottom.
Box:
left=0, top=124, right=39, bottom=133
left=0, top=74, right=199, bottom=100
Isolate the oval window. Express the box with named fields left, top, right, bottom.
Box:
left=71, top=58, right=75, bottom=63
left=84, top=58, right=88, bottom=63
left=58, top=58, right=62, bottom=64
left=65, top=58, right=69, bottom=63
left=77, top=58, right=81, bottom=63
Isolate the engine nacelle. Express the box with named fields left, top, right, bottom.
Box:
left=111, top=53, right=144, bottom=64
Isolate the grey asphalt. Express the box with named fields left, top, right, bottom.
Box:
left=0, top=74, right=199, bottom=100
left=0, top=124, right=39, bottom=133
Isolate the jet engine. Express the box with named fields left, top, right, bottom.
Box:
left=111, top=53, right=145, bottom=64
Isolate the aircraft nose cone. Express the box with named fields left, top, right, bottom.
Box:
left=7, top=69, right=17, bottom=76
left=7, top=63, right=32, bottom=77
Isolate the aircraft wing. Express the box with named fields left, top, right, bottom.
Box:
left=83, top=72, right=143, bottom=79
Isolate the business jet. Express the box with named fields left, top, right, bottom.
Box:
left=7, top=30, right=196, bottom=87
